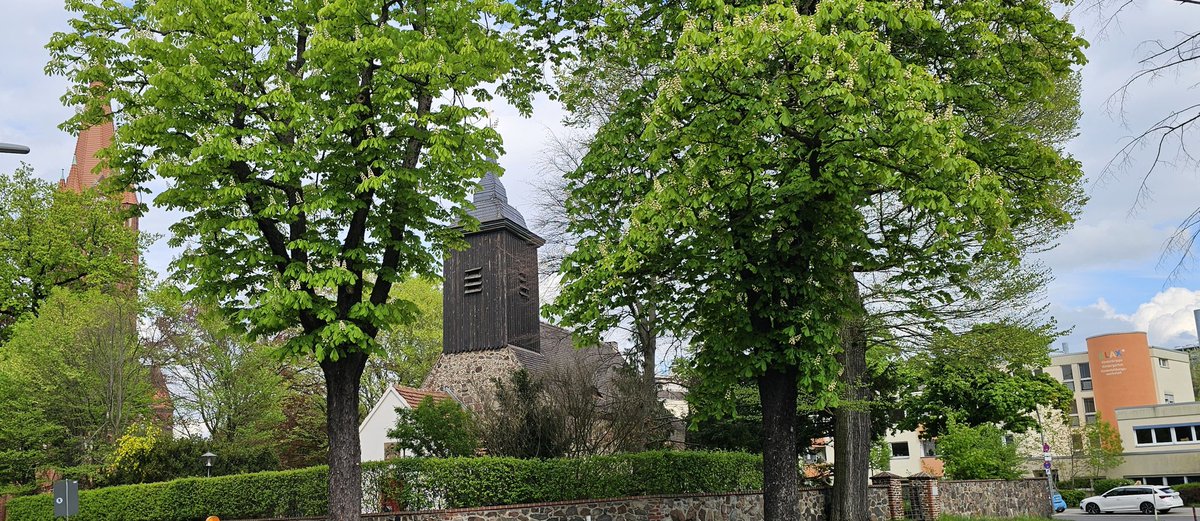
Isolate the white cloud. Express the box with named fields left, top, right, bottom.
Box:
left=1054, top=287, right=1200, bottom=350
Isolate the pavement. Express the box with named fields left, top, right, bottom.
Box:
left=1053, top=507, right=1200, bottom=520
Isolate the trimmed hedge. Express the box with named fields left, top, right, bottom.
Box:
left=8, top=451, right=762, bottom=520
left=1176, top=482, right=1200, bottom=505
left=375, top=451, right=764, bottom=510
left=6, top=467, right=327, bottom=521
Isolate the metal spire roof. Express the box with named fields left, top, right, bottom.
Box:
left=467, top=169, right=527, bottom=228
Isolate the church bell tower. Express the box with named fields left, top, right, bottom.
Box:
left=442, top=170, right=545, bottom=354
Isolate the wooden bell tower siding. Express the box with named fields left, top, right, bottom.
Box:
left=442, top=170, right=545, bottom=355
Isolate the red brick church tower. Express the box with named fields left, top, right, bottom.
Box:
left=59, top=98, right=140, bottom=232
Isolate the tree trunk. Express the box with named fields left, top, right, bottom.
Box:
left=759, top=365, right=800, bottom=521
left=322, top=352, right=368, bottom=521
left=831, top=315, right=871, bottom=521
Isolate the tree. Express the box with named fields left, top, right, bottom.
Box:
left=898, top=322, right=1074, bottom=438
left=1078, top=416, right=1124, bottom=486
left=146, top=284, right=285, bottom=446
left=386, top=397, right=477, bottom=458
left=553, top=1, right=1085, bottom=518
left=0, top=289, right=154, bottom=462
left=47, top=0, right=565, bottom=517
left=0, top=165, right=140, bottom=338
left=937, top=420, right=1023, bottom=480
left=360, top=277, right=443, bottom=409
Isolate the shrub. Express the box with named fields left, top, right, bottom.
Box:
left=6, top=467, right=326, bottom=521
left=1058, top=489, right=1087, bottom=507
left=8, top=451, right=763, bottom=520
left=1092, top=478, right=1133, bottom=495
left=1176, top=482, right=1200, bottom=505
left=378, top=451, right=764, bottom=510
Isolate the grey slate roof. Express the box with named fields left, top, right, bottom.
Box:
left=508, top=322, right=624, bottom=394
left=467, top=171, right=528, bottom=228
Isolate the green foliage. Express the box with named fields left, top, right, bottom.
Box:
left=1092, top=478, right=1133, bottom=495
left=1077, top=417, right=1124, bottom=481
left=103, top=433, right=280, bottom=486
left=145, top=284, right=285, bottom=446
left=936, top=421, right=1023, bottom=480
left=1058, top=489, right=1087, bottom=507
left=387, top=397, right=477, bottom=458
left=898, top=321, right=1073, bottom=438
left=868, top=439, right=891, bottom=473
left=6, top=467, right=327, bottom=521
left=0, top=165, right=140, bottom=338
left=1175, top=483, right=1200, bottom=505
left=378, top=451, right=764, bottom=510
left=0, top=288, right=153, bottom=476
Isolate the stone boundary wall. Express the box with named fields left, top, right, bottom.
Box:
left=232, top=485, right=911, bottom=521
left=939, top=478, right=1052, bottom=519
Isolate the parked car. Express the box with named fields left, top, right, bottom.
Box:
left=1080, top=485, right=1183, bottom=514
left=1051, top=492, right=1067, bottom=513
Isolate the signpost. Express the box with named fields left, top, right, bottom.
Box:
left=53, top=479, right=78, bottom=519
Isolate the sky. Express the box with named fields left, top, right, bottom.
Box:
left=3, top=1, right=1200, bottom=354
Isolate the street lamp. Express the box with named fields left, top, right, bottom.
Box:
left=0, top=143, right=30, bottom=154
left=201, top=452, right=217, bottom=478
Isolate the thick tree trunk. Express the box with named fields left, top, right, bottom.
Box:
left=322, top=352, right=368, bottom=521
left=831, top=313, right=871, bottom=521
left=759, top=365, right=800, bottom=521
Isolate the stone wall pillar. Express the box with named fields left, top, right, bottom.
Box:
left=871, top=472, right=903, bottom=520
left=908, top=472, right=940, bottom=521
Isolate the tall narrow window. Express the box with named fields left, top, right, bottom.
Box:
left=1061, top=365, right=1074, bottom=381
left=464, top=268, right=483, bottom=294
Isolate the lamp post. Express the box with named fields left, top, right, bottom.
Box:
left=201, top=452, right=217, bottom=478
left=0, top=143, right=30, bottom=154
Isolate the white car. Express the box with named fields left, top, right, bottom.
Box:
left=1080, top=485, right=1184, bottom=515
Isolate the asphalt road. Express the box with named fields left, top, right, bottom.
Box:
left=1054, top=507, right=1200, bottom=521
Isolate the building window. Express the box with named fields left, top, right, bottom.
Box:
left=1085, top=414, right=1097, bottom=425
left=1174, top=426, right=1194, bottom=442
left=1078, top=363, right=1092, bottom=390
left=1069, top=415, right=1080, bottom=427
left=1165, top=393, right=1175, bottom=404
left=1136, top=428, right=1154, bottom=445
left=1064, top=381, right=1075, bottom=392
left=1071, top=434, right=1084, bottom=451
left=1069, top=401, right=1078, bottom=415
left=1061, top=365, right=1074, bottom=381
left=1160, top=358, right=1170, bottom=368
left=464, top=268, right=483, bottom=294
left=1083, top=398, right=1095, bottom=414
left=890, top=442, right=910, bottom=458
left=921, top=440, right=937, bottom=457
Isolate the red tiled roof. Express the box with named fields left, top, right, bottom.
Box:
left=394, top=385, right=451, bottom=407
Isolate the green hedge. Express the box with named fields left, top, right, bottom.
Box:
left=1092, top=478, right=1133, bottom=495
left=1176, top=482, right=1200, bottom=505
left=375, top=451, right=763, bottom=510
left=6, top=467, right=327, bottom=521
left=8, top=451, right=762, bottom=520
left=1058, top=489, right=1087, bottom=507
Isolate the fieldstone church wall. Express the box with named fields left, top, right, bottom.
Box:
left=420, top=350, right=522, bottom=413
